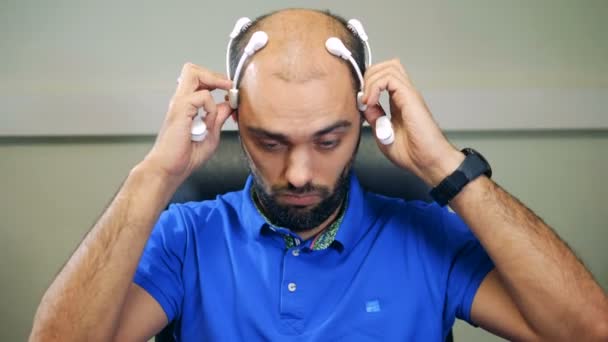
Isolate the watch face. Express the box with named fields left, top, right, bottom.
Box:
left=461, top=147, right=475, bottom=156
left=461, top=148, right=492, bottom=178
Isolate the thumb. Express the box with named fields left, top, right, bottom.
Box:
left=362, top=103, right=386, bottom=129
left=211, top=101, right=234, bottom=133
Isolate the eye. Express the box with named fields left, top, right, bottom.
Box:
left=316, top=139, right=340, bottom=150
left=259, top=140, right=284, bottom=151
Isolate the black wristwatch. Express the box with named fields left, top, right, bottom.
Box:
left=429, top=148, right=492, bottom=206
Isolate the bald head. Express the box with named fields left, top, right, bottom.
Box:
left=252, top=9, right=353, bottom=83
left=229, top=9, right=365, bottom=86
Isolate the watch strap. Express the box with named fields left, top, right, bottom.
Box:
left=429, top=149, right=491, bottom=206
left=429, top=170, right=468, bottom=206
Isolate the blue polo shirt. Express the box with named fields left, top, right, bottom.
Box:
left=134, top=173, right=494, bottom=341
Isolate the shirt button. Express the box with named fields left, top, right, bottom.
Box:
left=288, top=282, right=297, bottom=292
left=292, top=249, right=300, bottom=256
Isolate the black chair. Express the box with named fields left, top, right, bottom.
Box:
left=157, top=127, right=453, bottom=342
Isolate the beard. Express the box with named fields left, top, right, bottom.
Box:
left=250, top=163, right=351, bottom=232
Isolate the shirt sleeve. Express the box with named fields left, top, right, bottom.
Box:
left=439, top=206, right=495, bottom=328
left=134, top=204, right=188, bottom=322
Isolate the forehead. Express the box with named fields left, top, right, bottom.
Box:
left=238, top=58, right=359, bottom=138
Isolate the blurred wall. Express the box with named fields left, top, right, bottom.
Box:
left=1, top=0, right=607, bottom=341
left=1, top=0, right=607, bottom=134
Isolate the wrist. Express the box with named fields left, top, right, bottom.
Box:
left=130, top=161, right=183, bottom=197
left=421, top=148, right=465, bottom=187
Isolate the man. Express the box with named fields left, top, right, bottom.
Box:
left=30, top=8, right=607, bottom=341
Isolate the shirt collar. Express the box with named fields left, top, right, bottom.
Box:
left=239, top=176, right=267, bottom=239
left=333, top=171, right=372, bottom=254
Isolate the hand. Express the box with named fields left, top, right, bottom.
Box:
left=361, top=59, right=464, bottom=186
left=141, top=63, right=233, bottom=185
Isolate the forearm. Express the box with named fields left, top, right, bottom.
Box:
left=30, top=162, right=179, bottom=341
left=450, top=175, right=608, bottom=340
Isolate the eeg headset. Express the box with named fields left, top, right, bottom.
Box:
left=191, top=16, right=394, bottom=145
left=190, top=17, right=260, bottom=142
left=228, top=30, right=269, bottom=109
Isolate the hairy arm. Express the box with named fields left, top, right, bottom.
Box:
left=361, top=58, right=608, bottom=340
left=29, top=163, right=177, bottom=341
left=29, top=63, right=233, bottom=341
left=449, top=173, right=608, bottom=341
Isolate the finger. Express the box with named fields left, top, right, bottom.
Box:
left=364, top=68, right=408, bottom=103
left=364, top=73, right=407, bottom=108
left=367, top=64, right=409, bottom=85
left=197, top=91, right=217, bottom=119
left=365, top=58, right=408, bottom=80
left=198, top=94, right=219, bottom=133
left=362, top=103, right=386, bottom=128
left=364, top=61, right=410, bottom=99
left=176, top=63, right=232, bottom=96
left=392, top=59, right=409, bottom=77
left=169, top=89, right=215, bottom=120
left=190, top=63, right=233, bottom=85
left=363, top=72, right=407, bottom=107
left=385, top=58, right=408, bottom=78
left=211, top=102, right=234, bottom=133
left=184, top=90, right=217, bottom=117
left=364, top=59, right=400, bottom=81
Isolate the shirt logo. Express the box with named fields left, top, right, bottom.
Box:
left=365, top=300, right=381, bottom=313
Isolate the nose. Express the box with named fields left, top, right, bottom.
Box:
left=285, top=146, right=313, bottom=189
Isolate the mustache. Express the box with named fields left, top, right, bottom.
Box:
left=272, top=183, right=330, bottom=196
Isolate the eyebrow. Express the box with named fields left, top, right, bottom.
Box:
left=245, top=120, right=352, bottom=142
